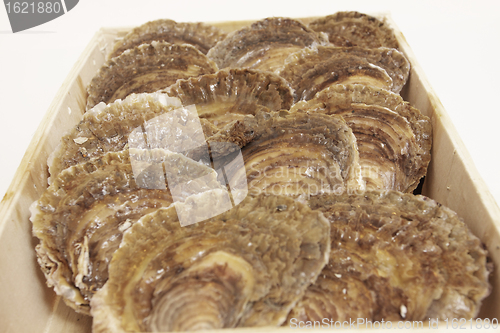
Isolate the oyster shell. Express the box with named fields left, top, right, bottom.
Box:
left=234, top=111, right=363, bottom=198
left=287, top=191, right=491, bottom=322
left=50, top=92, right=180, bottom=178
left=309, top=11, right=399, bottom=49
left=86, top=42, right=218, bottom=110
left=291, top=84, right=432, bottom=192
left=32, top=149, right=222, bottom=313
left=207, top=17, right=329, bottom=72
left=91, top=193, right=330, bottom=332
left=109, top=19, right=228, bottom=59
left=50, top=92, right=256, bottom=180
left=166, top=68, right=294, bottom=129
left=278, top=46, right=409, bottom=100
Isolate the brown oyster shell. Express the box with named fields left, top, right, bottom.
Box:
left=86, top=42, right=218, bottom=110
left=207, top=17, right=329, bottom=72
left=109, top=19, right=228, bottom=59
left=32, top=149, right=224, bottom=313
left=50, top=93, right=181, bottom=178
left=166, top=68, right=294, bottom=129
left=278, top=46, right=409, bottom=98
left=231, top=111, right=363, bottom=198
left=50, top=92, right=257, bottom=180
left=287, top=191, right=491, bottom=322
left=278, top=46, right=400, bottom=101
left=291, top=84, right=432, bottom=192
left=309, top=11, right=399, bottom=49
left=91, top=193, right=330, bottom=332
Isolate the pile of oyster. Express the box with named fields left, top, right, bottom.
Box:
left=30, top=11, right=491, bottom=332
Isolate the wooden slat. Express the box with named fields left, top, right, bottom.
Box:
left=0, top=28, right=108, bottom=333
left=384, top=15, right=500, bottom=319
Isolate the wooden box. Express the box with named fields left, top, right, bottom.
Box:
left=1, top=15, right=499, bottom=332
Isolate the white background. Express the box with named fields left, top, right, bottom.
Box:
left=0, top=0, right=499, bottom=208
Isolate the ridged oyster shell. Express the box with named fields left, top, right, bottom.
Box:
left=86, top=42, right=218, bottom=110
left=166, top=68, right=294, bottom=129
left=91, top=193, right=330, bottom=332
left=291, top=84, right=432, bottom=192
left=109, top=19, right=228, bottom=59
left=50, top=92, right=181, bottom=178
left=207, top=17, right=329, bottom=72
left=50, top=92, right=258, bottom=180
left=287, top=191, right=491, bottom=322
left=278, top=46, right=410, bottom=100
left=32, top=149, right=222, bottom=313
left=231, top=111, right=364, bottom=198
left=309, top=11, right=399, bottom=49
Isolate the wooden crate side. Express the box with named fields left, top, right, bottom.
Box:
left=386, top=16, right=500, bottom=319
left=42, top=298, right=92, bottom=333
left=0, top=196, right=57, bottom=333
left=0, top=29, right=110, bottom=333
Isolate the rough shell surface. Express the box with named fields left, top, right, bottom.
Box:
left=231, top=111, right=364, bottom=198
left=166, top=68, right=294, bottom=129
left=50, top=93, right=182, bottom=178
left=50, top=92, right=257, bottom=180
left=207, top=17, right=329, bottom=72
left=109, top=19, right=228, bottom=58
left=86, top=42, right=218, bottom=110
left=308, top=11, right=399, bottom=49
left=91, top=193, right=330, bottom=332
left=278, top=46, right=409, bottom=98
left=32, top=149, right=221, bottom=313
left=287, top=191, right=491, bottom=322
left=291, top=84, right=432, bottom=192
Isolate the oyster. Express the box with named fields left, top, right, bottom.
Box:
left=291, top=84, right=431, bottom=192
left=278, top=46, right=409, bottom=100
left=86, top=42, right=218, bottom=110
left=109, top=19, right=228, bottom=59
left=287, top=191, right=491, bottom=322
left=31, top=149, right=223, bottom=313
left=233, top=112, right=363, bottom=198
left=50, top=92, right=257, bottom=180
left=91, top=193, right=330, bottom=332
left=50, top=92, right=180, bottom=178
left=166, top=68, right=294, bottom=129
left=207, top=17, right=328, bottom=72
left=309, top=11, right=399, bottom=49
